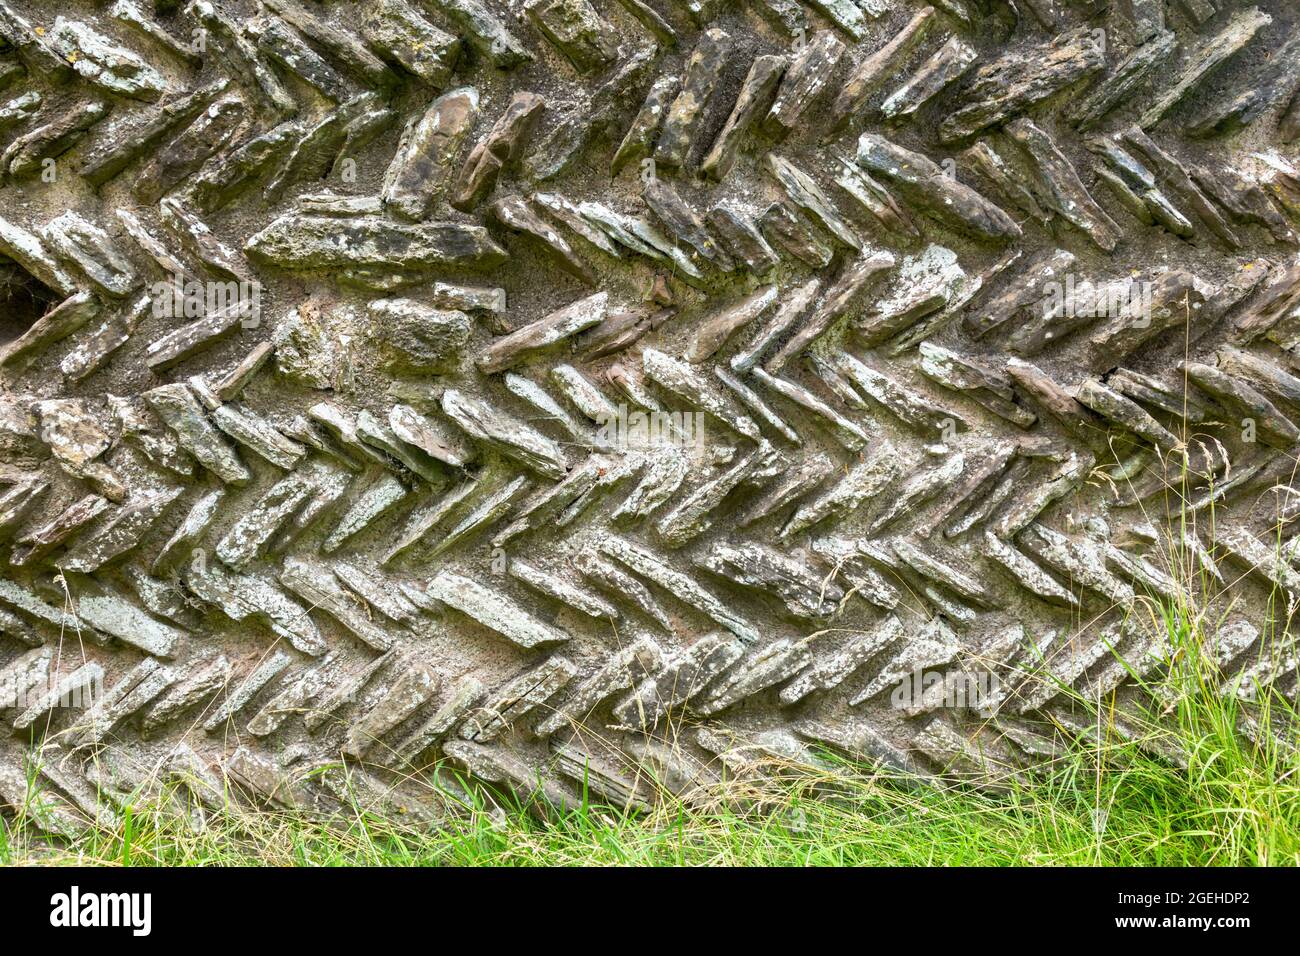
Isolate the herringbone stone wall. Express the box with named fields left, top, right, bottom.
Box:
left=0, top=0, right=1297, bottom=826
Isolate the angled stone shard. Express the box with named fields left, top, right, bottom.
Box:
left=694, top=636, right=816, bottom=714
left=72, top=588, right=185, bottom=659
left=48, top=16, right=170, bottom=101
left=322, top=471, right=409, bottom=553
left=492, top=195, right=593, bottom=285
left=509, top=559, right=620, bottom=620
left=687, top=286, right=776, bottom=363
left=428, top=571, right=570, bottom=649
left=882, top=36, right=978, bottom=124
left=441, top=388, right=568, bottom=480
left=850, top=617, right=959, bottom=706
left=460, top=656, right=576, bottom=742
left=185, top=554, right=327, bottom=650
left=43, top=213, right=140, bottom=299
left=13, top=662, right=105, bottom=732
left=642, top=179, right=734, bottom=272
left=641, top=347, right=761, bottom=442
left=199, top=652, right=292, bottom=734
left=761, top=201, right=833, bottom=268
left=612, top=75, right=677, bottom=177
left=781, top=616, right=903, bottom=705
left=3, top=99, right=109, bottom=180
left=836, top=352, right=965, bottom=436
left=765, top=31, right=844, bottom=140
left=655, top=28, right=731, bottom=169
left=770, top=252, right=894, bottom=368
left=425, top=0, right=532, bottom=68
left=1004, top=120, right=1120, bottom=253
left=611, top=634, right=745, bottom=729
left=0, top=215, right=78, bottom=296
left=856, top=134, right=1021, bottom=242
left=135, top=99, right=247, bottom=207
left=190, top=119, right=302, bottom=213
left=525, top=0, right=619, bottom=74
left=187, top=1, right=296, bottom=117
left=1067, top=30, right=1176, bottom=132
left=980, top=533, right=1078, bottom=608
left=535, top=638, right=661, bottom=736
left=344, top=658, right=442, bottom=757
left=782, top=442, right=900, bottom=538
left=143, top=384, right=250, bottom=485
left=938, top=27, right=1104, bottom=143
left=79, top=79, right=229, bottom=186
left=62, top=487, right=185, bottom=573
left=0, top=2, right=74, bottom=83
left=1183, top=361, right=1300, bottom=449
left=766, top=154, right=861, bottom=250
left=478, top=292, right=606, bottom=375
left=66, top=658, right=175, bottom=747
left=583, top=201, right=707, bottom=277
left=1119, top=126, right=1240, bottom=249
left=656, top=441, right=770, bottom=547
left=1138, top=7, right=1270, bottom=130
left=601, top=535, right=760, bottom=644
left=965, top=248, right=1074, bottom=339
left=701, top=55, right=786, bottom=181
left=698, top=542, right=842, bottom=622
left=0, top=292, right=100, bottom=372
left=246, top=15, right=347, bottom=99
left=216, top=475, right=313, bottom=572
left=827, top=6, right=935, bottom=137
left=804, top=0, right=872, bottom=39
left=452, top=91, right=545, bottom=213
left=361, top=0, right=460, bottom=87
left=919, top=343, right=1036, bottom=428
left=708, top=202, right=781, bottom=274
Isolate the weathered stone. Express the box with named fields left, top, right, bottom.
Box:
left=370, top=299, right=470, bottom=373
left=246, top=15, right=347, bottom=100
left=655, top=28, right=731, bottom=169
left=856, top=134, right=1021, bottom=242
left=883, top=36, right=978, bottom=124
left=48, top=16, right=169, bottom=101
left=525, top=0, right=619, bottom=75
left=3, top=99, right=109, bottom=179
left=0, top=291, right=100, bottom=369
left=79, top=80, right=229, bottom=186
left=186, top=1, right=296, bottom=117
left=452, top=92, right=544, bottom=212
left=938, top=28, right=1104, bottom=143
left=246, top=215, right=507, bottom=271
left=428, top=572, right=570, bottom=649
left=143, top=384, right=249, bottom=485
left=1139, top=7, right=1270, bottom=129
left=612, top=74, right=677, bottom=176
left=362, top=0, right=460, bottom=86
left=1005, top=120, right=1121, bottom=253
left=424, top=0, right=532, bottom=68
left=764, top=31, right=843, bottom=139
left=701, top=55, right=786, bottom=181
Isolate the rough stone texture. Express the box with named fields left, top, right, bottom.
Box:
left=0, top=0, right=1298, bottom=828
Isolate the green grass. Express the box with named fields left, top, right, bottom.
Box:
left=2, top=597, right=1297, bottom=867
